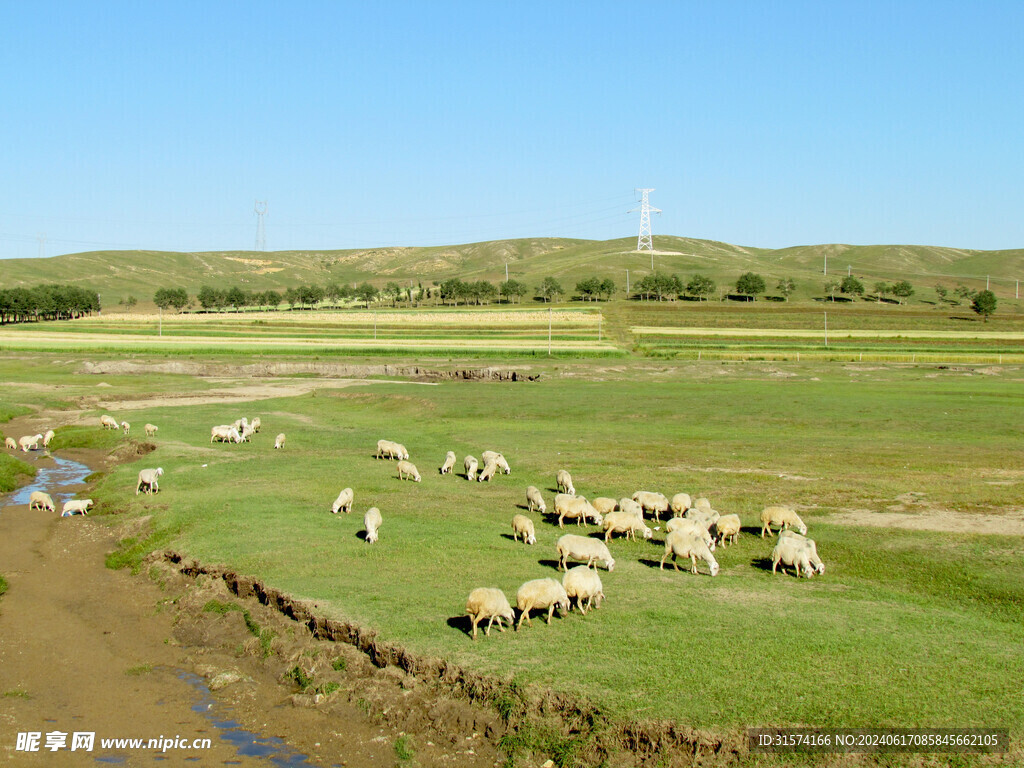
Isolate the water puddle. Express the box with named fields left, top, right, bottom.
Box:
left=4, top=455, right=93, bottom=509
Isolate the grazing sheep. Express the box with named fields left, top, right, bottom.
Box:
left=526, top=485, right=546, bottom=514
left=556, top=534, right=615, bottom=572
left=331, top=487, right=354, bottom=514
left=376, top=439, right=399, bottom=459
left=396, top=460, right=421, bottom=482
left=465, top=588, right=515, bottom=639
left=562, top=566, right=605, bottom=615
left=670, top=493, right=692, bottom=516
left=233, top=417, right=249, bottom=433
left=144, top=423, right=158, bottom=437
left=136, top=467, right=164, bottom=495
left=29, top=491, right=55, bottom=513
left=250, top=416, right=261, bottom=433
left=617, top=498, right=644, bottom=520
left=42, top=429, right=55, bottom=448
left=4, top=437, right=16, bottom=450
left=591, top=497, right=618, bottom=517
left=511, top=514, right=537, bottom=545
left=477, top=461, right=498, bottom=483
left=274, top=433, right=286, bottom=449
left=760, top=505, right=807, bottom=537
left=771, top=535, right=817, bottom=578
left=19, top=434, right=42, bottom=452
left=665, top=517, right=716, bottom=551
left=363, top=507, right=382, bottom=544
left=393, top=443, right=409, bottom=460
left=556, top=469, right=575, bottom=496
left=602, top=510, right=653, bottom=542
left=683, top=507, right=721, bottom=532
left=481, top=450, right=511, bottom=475
left=660, top=530, right=720, bottom=576
left=61, top=499, right=94, bottom=517
left=515, top=578, right=570, bottom=629
left=554, top=494, right=602, bottom=528
left=239, top=425, right=255, bottom=442
left=464, top=455, right=479, bottom=481
left=692, top=497, right=713, bottom=513
left=439, top=451, right=456, bottom=475
left=211, top=425, right=241, bottom=443
left=779, top=530, right=825, bottom=574
left=715, top=514, right=742, bottom=546
left=100, top=414, right=119, bottom=429
left=120, top=421, right=130, bottom=435
left=632, top=491, right=670, bottom=521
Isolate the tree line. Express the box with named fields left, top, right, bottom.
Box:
left=0, top=284, right=100, bottom=325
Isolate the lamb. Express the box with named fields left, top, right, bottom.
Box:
left=760, top=505, right=807, bottom=537
left=136, top=467, right=164, bottom=495
left=144, top=423, right=158, bottom=437
left=660, top=530, right=720, bottom=576
left=331, top=487, right=354, bottom=514
left=363, top=507, right=382, bottom=544
left=211, top=425, right=240, bottom=443
left=562, top=566, right=605, bottom=614
left=554, top=494, right=602, bottom=528
left=715, top=514, right=742, bottom=546
left=670, top=492, right=692, bottom=516
left=274, top=433, right=286, bottom=449
left=42, top=429, right=55, bottom=448
left=665, top=517, right=715, bottom=551
left=481, top=450, right=511, bottom=475
left=511, top=514, right=537, bottom=545
left=29, top=491, right=55, bottom=513
left=100, top=414, right=119, bottom=429
left=591, top=497, right=618, bottom=517
left=250, top=417, right=262, bottom=433
left=61, top=499, right=94, bottom=516
left=617, top=498, right=644, bottom=519
left=779, top=530, right=825, bottom=574
left=477, top=461, right=498, bottom=482
left=464, top=455, right=479, bottom=481
left=556, top=534, right=615, bottom=572
left=396, top=460, right=421, bottom=482
left=771, top=535, right=817, bottom=578
left=439, top=451, right=456, bottom=474
left=19, top=434, right=42, bottom=452
left=4, top=437, right=16, bottom=450
left=465, top=588, right=514, bottom=639
left=515, top=578, right=570, bottom=629
left=556, top=469, right=575, bottom=495
left=632, top=490, right=670, bottom=521
left=602, top=510, right=653, bottom=542
left=526, top=486, right=546, bottom=514
left=120, top=421, right=130, bottom=435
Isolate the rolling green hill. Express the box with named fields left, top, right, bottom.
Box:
left=1, top=236, right=1021, bottom=305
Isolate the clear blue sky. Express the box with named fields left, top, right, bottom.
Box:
left=2, top=1, right=1022, bottom=258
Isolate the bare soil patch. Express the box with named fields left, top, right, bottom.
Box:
left=830, top=508, right=1024, bottom=536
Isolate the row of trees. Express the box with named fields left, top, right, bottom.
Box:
left=0, top=284, right=100, bottom=325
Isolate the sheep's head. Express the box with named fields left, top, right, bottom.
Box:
left=798, top=523, right=808, bottom=535
left=641, top=526, right=653, bottom=540
left=605, top=557, right=616, bottom=572
left=526, top=534, right=536, bottom=545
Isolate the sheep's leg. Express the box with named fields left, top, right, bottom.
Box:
left=485, top=615, right=496, bottom=636
left=471, top=616, right=480, bottom=640
left=772, top=558, right=779, bottom=574
left=690, top=555, right=698, bottom=575
left=545, top=605, right=554, bottom=624
left=659, top=553, right=667, bottom=570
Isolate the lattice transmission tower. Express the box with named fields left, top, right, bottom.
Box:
left=630, top=189, right=661, bottom=252
left=254, top=200, right=268, bottom=251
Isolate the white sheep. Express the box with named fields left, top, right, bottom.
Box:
left=515, top=578, right=570, bottom=629
left=100, top=414, right=119, bottom=429
left=363, top=507, right=382, bottom=544
left=4, top=437, right=16, bottom=450
left=29, top=491, right=55, bottom=513
left=591, top=497, right=618, bottom=517
left=481, top=450, right=511, bottom=475
left=233, top=417, right=249, bottom=432
left=61, top=499, right=94, bottom=516
left=42, top=429, right=55, bottom=448
left=211, top=425, right=240, bottom=443
left=779, top=530, right=825, bottom=574
left=632, top=491, right=670, bottom=521
left=274, top=433, right=286, bottom=449
left=477, top=460, right=498, bottom=483
left=562, top=566, right=605, bottom=615
left=556, top=469, right=575, bottom=496
left=670, top=492, right=692, bottom=516
left=376, top=439, right=398, bottom=459
left=665, top=517, right=716, bottom=551
left=439, top=451, right=456, bottom=474
left=396, top=460, right=421, bottom=482
left=715, top=513, right=742, bottom=546
left=771, top=535, right=817, bottom=578
left=760, top=505, right=807, bottom=537
left=526, top=485, right=546, bottom=514
left=660, top=530, right=720, bottom=576
left=331, top=487, right=354, bottom=514
left=465, top=588, right=515, bottom=640
left=144, top=423, right=158, bottom=437
left=684, top=507, right=721, bottom=532
left=120, top=421, right=130, bottom=435
left=239, top=425, right=255, bottom=442
left=554, top=494, right=602, bottom=528
left=617, top=498, right=644, bottom=519
left=556, top=534, right=615, bottom=571
left=692, top=497, right=713, bottom=513
left=250, top=416, right=261, bottom=433
left=511, top=514, right=537, bottom=545
left=464, top=455, right=479, bottom=481
left=136, top=467, right=164, bottom=495
left=19, top=434, right=42, bottom=452
left=602, top=510, right=653, bottom=542
left=394, top=442, right=409, bottom=460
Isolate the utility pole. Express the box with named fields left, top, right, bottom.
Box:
left=847, top=265, right=851, bottom=276
left=986, top=275, right=990, bottom=290
left=505, top=262, right=509, bottom=282
left=254, top=200, right=267, bottom=251
left=630, top=189, right=661, bottom=252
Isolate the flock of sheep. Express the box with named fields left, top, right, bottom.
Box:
left=3, top=427, right=93, bottom=516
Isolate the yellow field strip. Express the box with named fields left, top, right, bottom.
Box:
left=80, top=309, right=601, bottom=327
left=631, top=326, right=1024, bottom=340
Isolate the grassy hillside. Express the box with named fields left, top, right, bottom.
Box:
left=1, top=236, right=1021, bottom=306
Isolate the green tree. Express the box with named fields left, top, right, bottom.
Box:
left=154, top=288, right=188, bottom=311
left=384, top=281, right=403, bottom=307
left=971, top=290, right=997, bottom=322
left=890, top=280, right=914, bottom=305
left=354, top=282, right=378, bottom=308
left=934, top=285, right=949, bottom=304
left=688, top=274, right=716, bottom=301
left=197, top=285, right=225, bottom=310
left=776, top=277, right=796, bottom=302
left=735, top=272, right=766, bottom=300
left=873, top=282, right=890, bottom=302
left=261, top=290, right=282, bottom=309
left=599, top=277, right=616, bottom=300
left=953, top=284, right=976, bottom=305
left=840, top=276, right=864, bottom=298
left=123, top=295, right=138, bottom=309
left=575, top=277, right=601, bottom=301
left=501, top=279, right=528, bottom=304
left=824, top=279, right=840, bottom=301
left=537, top=277, right=564, bottom=303
left=226, top=286, right=247, bottom=311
